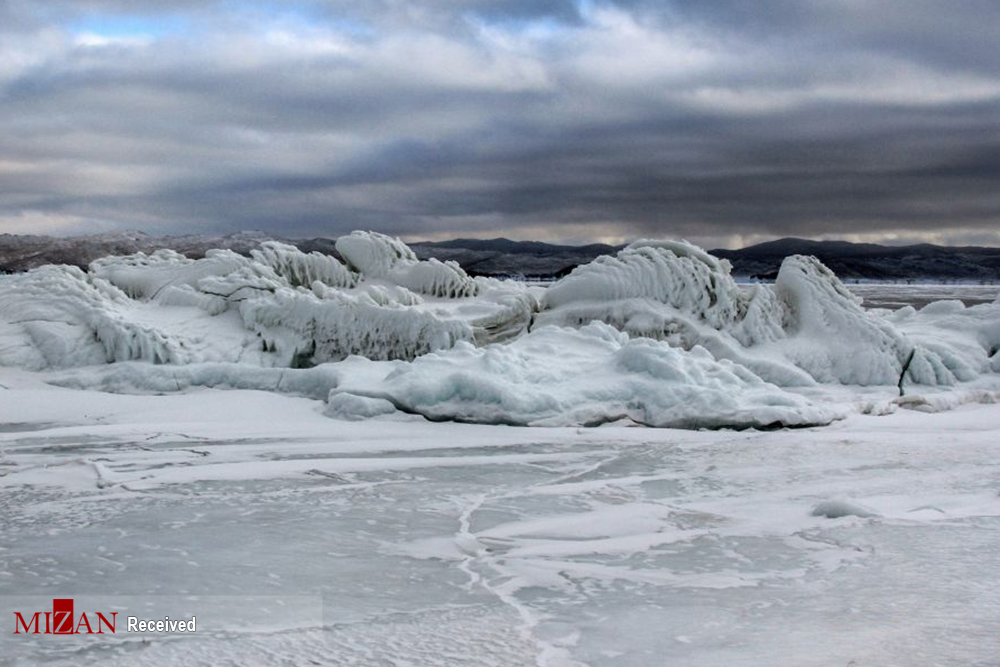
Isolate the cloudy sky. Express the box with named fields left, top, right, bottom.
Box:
left=2, top=0, right=999, bottom=247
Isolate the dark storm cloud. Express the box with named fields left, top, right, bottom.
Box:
left=1, top=0, right=999, bottom=245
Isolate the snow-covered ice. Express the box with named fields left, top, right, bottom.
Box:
left=327, top=322, right=839, bottom=428
left=2, top=232, right=1000, bottom=665
left=1, top=371, right=999, bottom=666
left=4, top=232, right=999, bottom=428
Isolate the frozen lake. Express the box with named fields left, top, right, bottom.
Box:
left=2, top=372, right=999, bottom=666
left=2, top=235, right=999, bottom=665
left=846, top=283, right=999, bottom=310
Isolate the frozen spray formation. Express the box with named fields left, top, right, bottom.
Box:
left=3, top=231, right=999, bottom=428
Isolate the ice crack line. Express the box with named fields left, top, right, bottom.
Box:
left=451, top=491, right=589, bottom=667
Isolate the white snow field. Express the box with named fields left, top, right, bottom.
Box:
left=2, top=233, right=1000, bottom=665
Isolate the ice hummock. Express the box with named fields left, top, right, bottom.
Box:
left=1, top=231, right=536, bottom=370
left=328, top=322, right=840, bottom=428
left=336, top=231, right=479, bottom=298
left=538, top=239, right=1000, bottom=387
left=2, top=231, right=999, bottom=429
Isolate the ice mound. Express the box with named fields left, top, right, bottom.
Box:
left=90, top=248, right=248, bottom=300
left=335, top=230, right=417, bottom=277
left=324, top=393, right=399, bottom=420
left=539, top=240, right=785, bottom=347
left=1, top=232, right=532, bottom=369
left=336, top=231, right=478, bottom=298
left=251, top=241, right=357, bottom=289
left=0, top=265, right=196, bottom=370
left=241, top=285, right=474, bottom=364
left=772, top=256, right=913, bottom=384
left=773, top=256, right=999, bottom=385
left=537, top=240, right=998, bottom=387
left=886, top=298, right=1000, bottom=384
left=329, top=322, right=840, bottom=428
left=92, top=242, right=355, bottom=302
left=3, top=231, right=999, bottom=431
left=535, top=240, right=816, bottom=385
left=811, top=500, right=880, bottom=519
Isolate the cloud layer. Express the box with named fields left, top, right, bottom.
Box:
left=2, top=0, right=999, bottom=246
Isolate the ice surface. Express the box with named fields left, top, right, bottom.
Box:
left=2, top=375, right=999, bottom=666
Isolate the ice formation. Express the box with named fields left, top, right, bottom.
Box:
left=240, top=285, right=473, bottom=365
left=811, top=500, right=880, bottom=519
left=771, top=255, right=912, bottom=385
left=251, top=241, right=356, bottom=289
left=0, top=265, right=187, bottom=370
left=328, top=322, right=840, bottom=428
left=538, top=239, right=1000, bottom=387
left=51, top=361, right=342, bottom=400
left=336, top=231, right=478, bottom=298
left=2, top=230, right=1000, bottom=429
left=540, top=240, right=785, bottom=346
left=1, top=231, right=535, bottom=370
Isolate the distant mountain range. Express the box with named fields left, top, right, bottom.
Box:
left=710, top=238, right=1000, bottom=282
left=2, top=231, right=999, bottom=282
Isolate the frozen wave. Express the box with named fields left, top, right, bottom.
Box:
left=540, top=240, right=1000, bottom=387
left=3, top=231, right=1000, bottom=428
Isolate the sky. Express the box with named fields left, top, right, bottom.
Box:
left=1, top=0, right=999, bottom=248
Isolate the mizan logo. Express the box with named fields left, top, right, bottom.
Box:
left=14, top=599, right=117, bottom=635
left=13, top=599, right=196, bottom=636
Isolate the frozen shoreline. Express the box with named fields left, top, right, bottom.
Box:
left=2, top=234, right=999, bottom=665
left=3, top=233, right=998, bottom=430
